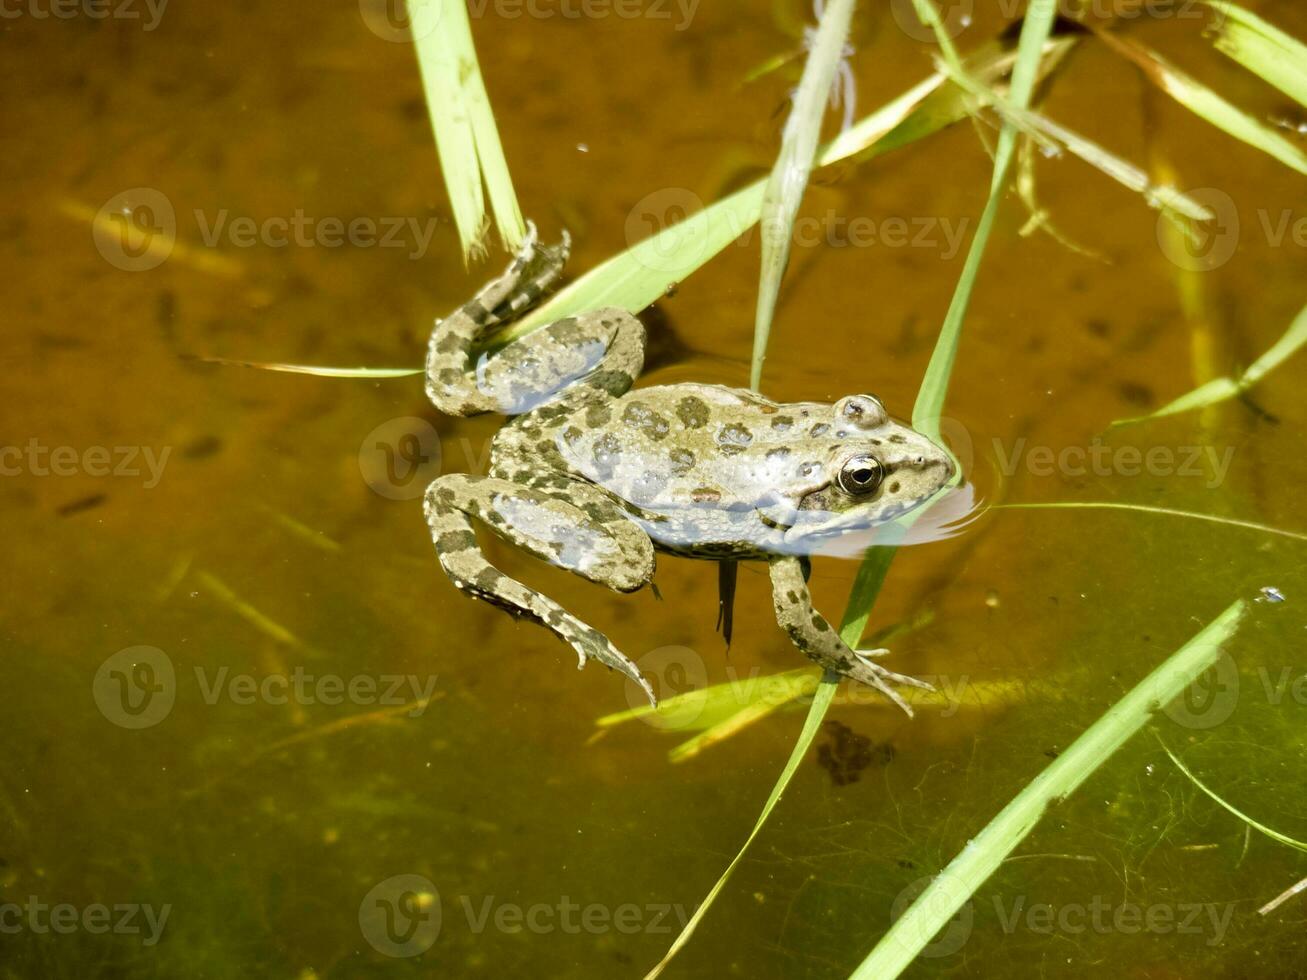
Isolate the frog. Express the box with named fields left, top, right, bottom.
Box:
left=424, top=224, right=955, bottom=713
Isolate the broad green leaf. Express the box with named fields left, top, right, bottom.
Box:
left=853, top=599, right=1247, bottom=978
left=502, top=72, right=947, bottom=345
left=1205, top=2, right=1307, bottom=107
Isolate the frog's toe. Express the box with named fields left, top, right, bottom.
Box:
left=569, top=626, right=657, bottom=707
left=844, top=653, right=933, bottom=717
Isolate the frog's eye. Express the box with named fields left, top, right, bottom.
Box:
left=837, top=455, right=884, bottom=496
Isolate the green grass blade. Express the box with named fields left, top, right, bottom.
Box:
left=1205, top=2, right=1307, bottom=107
left=640, top=680, right=838, bottom=980
left=996, top=501, right=1307, bottom=543
left=913, top=0, right=1059, bottom=442
left=411, top=0, right=526, bottom=261
left=948, top=70, right=1213, bottom=221
left=1160, top=739, right=1307, bottom=852
left=1095, top=27, right=1307, bottom=176
left=853, top=599, right=1247, bottom=978
left=201, top=357, right=423, bottom=379
left=500, top=73, right=946, bottom=346
left=641, top=8, right=1059, bottom=975
left=1243, top=298, right=1307, bottom=384
left=752, top=0, right=857, bottom=391
left=1112, top=299, right=1307, bottom=425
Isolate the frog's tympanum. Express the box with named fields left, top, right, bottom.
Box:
left=425, top=226, right=954, bottom=712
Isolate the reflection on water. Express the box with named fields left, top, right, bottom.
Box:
left=2, top=1, right=1306, bottom=977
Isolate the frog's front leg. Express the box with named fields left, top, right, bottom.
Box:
left=768, top=556, right=931, bottom=716
left=425, top=473, right=658, bottom=704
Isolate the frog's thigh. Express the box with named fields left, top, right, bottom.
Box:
left=477, top=308, right=645, bottom=415
left=768, top=555, right=917, bottom=715
left=435, top=473, right=653, bottom=591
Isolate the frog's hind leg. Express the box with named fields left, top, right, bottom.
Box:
left=426, top=222, right=572, bottom=416
left=425, top=473, right=658, bottom=704
left=428, top=225, right=646, bottom=418
left=768, top=555, right=932, bottom=716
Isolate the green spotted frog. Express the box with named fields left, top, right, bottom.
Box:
left=425, top=225, right=954, bottom=711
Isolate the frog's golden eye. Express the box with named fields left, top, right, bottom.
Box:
left=837, top=455, right=883, bottom=496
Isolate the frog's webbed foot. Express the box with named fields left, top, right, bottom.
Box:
left=425, top=473, right=659, bottom=705
left=768, top=556, right=928, bottom=717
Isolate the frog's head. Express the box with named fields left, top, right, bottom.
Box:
left=782, top=394, right=955, bottom=547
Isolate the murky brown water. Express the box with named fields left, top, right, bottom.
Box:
left=3, top=1, right=1307, bottom=977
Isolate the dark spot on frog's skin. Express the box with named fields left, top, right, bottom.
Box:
left=771, top=415, right=794, bottom=431
left=668, top=448, right=695, bottom=475
left=888, top=481, right=901, bottom=494
left=588, top=369, right=633, bottom=396
left=766, top=446, right=791, bottom=461
left=434, top=487, right=456, bottom=505
left=585, top=402, right=611, bottom=427
left=592, top=433, right=622, bottom=470
left=676, top=396, right=710, bottom=429
left=812, top=615, right=829, bottom=632
left=719, top=444, right=745, bottom=457
left=549, top=316, right=585, bottom=345
left=690, top=487, right=721, bottom=503
left=786, top=591, right=799, bottom=604
left=810, top=423, right=830, bottom=437
left=582, top=502, right=609, bottom=522
left=535, top=440, right=555, bottom=455
left=798, top=461, right=819, bottom=478
left=718, top=423, right=753, bottom=446
left=474, top=567, right=505, bottom=590
left=562, top=426, right=583, bottom=445
left=889, top=434, right=907, bottom=444
left=622, top=401, right=671, bottom=440
left=436, top=530, right=477, bottom=552
left=435, top=331, right=464, bottom=354
left=438, top=368, right=462, bottom=387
